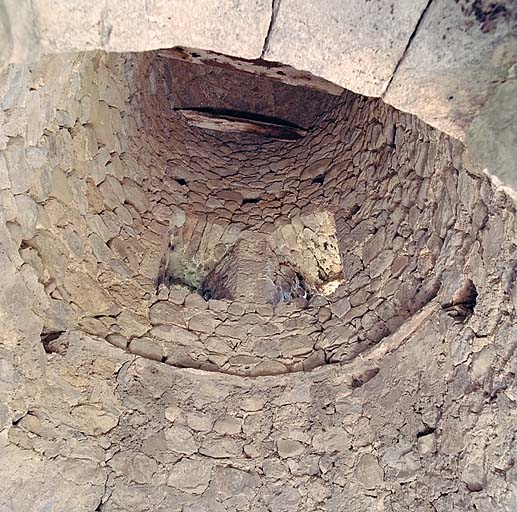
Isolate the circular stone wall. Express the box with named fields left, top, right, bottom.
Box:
left=0, top=49, right=515, bottom=512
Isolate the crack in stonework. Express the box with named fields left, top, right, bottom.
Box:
left=261, top=0, right=281, bottom=59
left=382, top=0, right=434, bottom=97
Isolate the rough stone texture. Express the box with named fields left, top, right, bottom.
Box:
left=162, top=54, right=337, bottom=130
left=0, top=45, right=516, bottom=512
left=0, top=0, right=515, bottom=188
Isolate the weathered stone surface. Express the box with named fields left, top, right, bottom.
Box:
left=277, top=439, right=305, bottom=458
left=122, top=178, right=149, bottom=213
left=467, top=79, right=517, bottom=192
left=149, top=301, right=185, bottom=327
left=165, top=425, right=199, bottom=455
left=62, top=271, right=113, bottom=315
left=32, top=0, right=271, bottom=58
left=0, top=446, right=106, bottom=512
left=150, top=324, right=200, bottom=346
left=0, top=0, right=515, bottom=190
left=0, top=40, right=515, bottom=512
left=383, top=0, right=517, bottom=141
left=3, top=137, right=32, bottom=194
left=0, top=0, right=40, bottom=71
left=265, top=0, right=429, bottom=97
left=214, top=415, right=242, bottom=435
left=312, top=427, right=350, bottom=453
left=355, top=453, right=384, bottom=489
left=128, top=337, right=163, bottom=361
left=212, top=466, right=260, bottom=497
left=167, top=458, right=212, bottom=494
left=108, top=452, right=158, bottom=484
left=189, top=311, right=220, bottom=334
left=70, top=405, right=119, bottom=436
left=330, top=297, right=351, bottom=319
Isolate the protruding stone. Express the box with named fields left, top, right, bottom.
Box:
left=189, top=311, right=219, bottom=334
left=330, top=297, right=351, bottom=318
left=249, top=360, right=288, bottom=376
left=165, top=425, right=198, bottom=455
left=128, top=337, right=163, bottom=361
left=167, top=458, right=212, bottom=494
left=277, top=439, right=304, bottom=458
left=355, top=453, right=384, bottom=489
left=462, top=465, right=486, bottom=492
left=214, top=415, right=242, bottom=435
left=149, top=301, right=186, bottom=327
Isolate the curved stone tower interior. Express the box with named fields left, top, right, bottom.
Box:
left=1, top=2, right=516, bottom=511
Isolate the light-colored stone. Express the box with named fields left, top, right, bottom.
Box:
left=164, top=405, right=182, bottom=423
left=417, top=432, right=436, bottom=455
left=312, top=427, right=350, bottom=453
left=467, top=79, right=517, bottom=191
left=265, top=0, right=429, bottom=97
left=214, top=415, right=242, bottom=435
left=186, top=412, right=213, bottom=432
left=0, top=0, right=40, bottom=70
left=3, top=138, right=32, bottom=194
left=33, top=0, right=271, bottom=58
left=167, top=458, right=212, bottom=494
left=189, top=311, right=219, bottom=334
left=355, top=453, right=384, bottom=489
left=128, top=337, right=163, bottom=361
left=70, top=405, right=119, bottom=435
left=149, top=301, right=186, bottom=327
left=122, top=178, right=149, bottom=213
left=384, top=0, right=517, bottom=141
left=150, top=324, right=200, bottom=346
left=330, top=297, right=351, bottom=319
left=0, top=30, right=515, bottom=512
left=108, top=452, right=158, bottom=484
left=212, top=466, right=260, bottom=497
left=49, top=168, right=74, bottom=204
left=14, top=193, right=39, bottom=239
left=277, top=439, right=304, bottom=458
left=165, top=425, right=198, bottom=455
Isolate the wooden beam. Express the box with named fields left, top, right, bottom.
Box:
left=177, top=109, right=307, bottom=140
left=157, top=47, right=343, bottom=97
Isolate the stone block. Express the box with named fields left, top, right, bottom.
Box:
left=128, top=337, right=164, bottom=361
left=4, top=137, right=32, bottom=194
left=384, top=0, right=517, bottom=141
left=265, top=0, right=429, bottom=97
left=467, top=79, right=517, bottom=190
left=165, top=425, right=198, bottom=455
left=214, top=415, right=242, bottom=435
left=355, top=453, right=384, bottom=489
left=277, top=439, right=304, bottom=459
left=108, top=452, right=158, bottom=485
left=149, top=301, right=186, bottom=327
left=167, top=458, right=212, bottom=494
left=0, top=0, right=40, bottom=70
left=32, top=0, right=270, bottom=59
left=14, top=193, right=38, bottom=239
